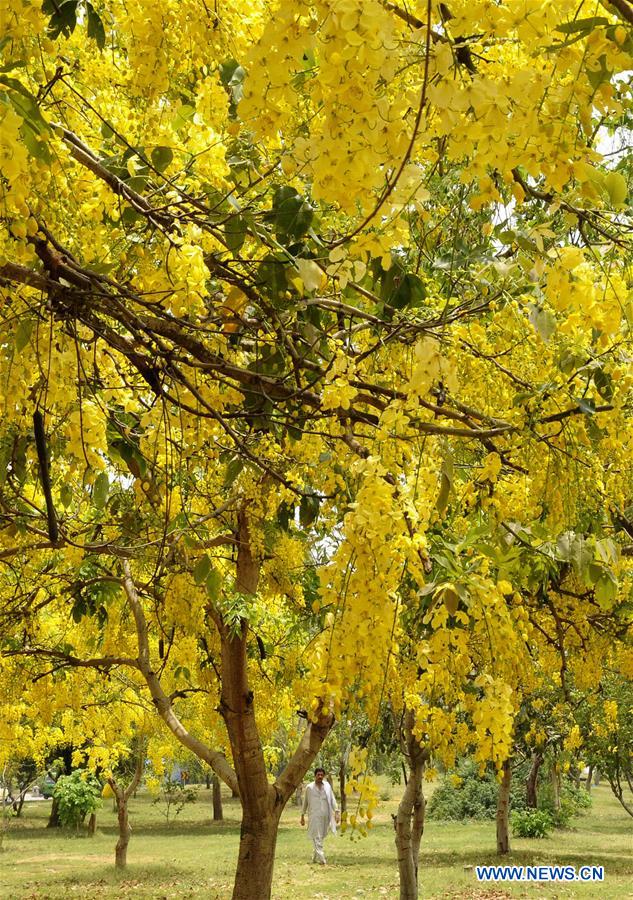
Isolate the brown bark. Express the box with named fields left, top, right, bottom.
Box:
left=339, top=760, right=347, bottom=814
left=47, top=797, right=61, bottom=828
left=212, top=774, right=223, bottom=821
left=232, top=813, right=281, bottom=900
left=114, top=796, right=130, bottom=867
left=526, top=751, right=543, bottom=808
left=394, top=709, right=427, bottom=900
left=108, top=744, right=145, bottom=869
left=551, top=764, right=561, bottom=812
left=121, top=512, right=334, bottom=900
left=584, top=765, right=594, bottom=792
left=87, top=812, right=97, bottom=835
left=496, top=758, right=511, bottom=855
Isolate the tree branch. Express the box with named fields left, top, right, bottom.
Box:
left=121, top=560, right=239, bottom=794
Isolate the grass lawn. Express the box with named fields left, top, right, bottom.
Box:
left=0, top=780, right=630, bottom=898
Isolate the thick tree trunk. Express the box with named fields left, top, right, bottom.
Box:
left=87, top=812, right=97, bottom=835
left=526, top=751, right=543, bottom=809
left=394, top=709, right=426, bottom=900
left=114, top=796, right=130, bottom=868
left=496, top=759, right=511, bottom=855
left=212, top=774, right=223, bottom=821
left=584, top=765, right=594, bottom=792
left=232, top=812, right=281, bottom=900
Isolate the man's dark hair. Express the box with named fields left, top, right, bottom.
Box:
left=314, top=767, right=325, bottom=776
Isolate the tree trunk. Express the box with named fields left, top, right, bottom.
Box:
left=122, top=515, right=333, bottom=900
left=47, top=797, right=61, bottom=828
left=551, top=764, right=561, bottom=812
left=294, top=784, right=303, bottom=808
left=108, top=743, right=144, bottom=870
left=231, top=812, right=281, bottom=900
left=526, top=751, right=543, bottom=809
left=496, top=758, right=511, bottom=855
left=88, top=812, right=97, bottom=835
left=115, top=795, right=130, bottom=868
left=339, top=759, right=347, bottom=814
left=212, top=774, right=223, bottom=821
left=394, top=709, right=426, bottom=900
left=206, top=772, right=211, bottom=790
left=584, top=765, right=594, bottom=792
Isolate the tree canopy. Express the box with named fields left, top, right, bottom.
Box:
left=1, top=2, right=632, bottom=897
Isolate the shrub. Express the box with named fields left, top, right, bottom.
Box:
left=52, top=771, right=102, bottom=830
left=152, top=779, right=197, bottom=823
left=538, top=777, right=592, bottom=827
left=511, top=809, right=553, bottom=838
left=427, top=760, right=500, bottom=821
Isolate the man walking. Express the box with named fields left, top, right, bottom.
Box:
left=300, top=767, right=339, bottom=865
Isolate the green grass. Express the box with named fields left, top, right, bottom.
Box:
left=0, top=781, right=630, bottom=898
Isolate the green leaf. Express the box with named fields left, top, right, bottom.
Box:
left=224, top=214, right=247, bottom=253
left=172, top=104, right=195, bottom=132
left=593, top=367, right=613, bottom=401
left=528, top=304, right=556, bottom=342
left=206, top=567, right=223, bottom=601
left=587, top=54, right=612, bottom=90
left=299, top=494, right=320, bottom=528
left=151, top=145, right=174, bottom=173
left=15, top=318, right=34, bottom=352
left=276, top=501, right=293, bottom=531
left=44, top=0, right=78, bottom=40
left=556, top=17, right=608, bottom=35
left=223, top=456, right=244, bottom=487
left=193, top=554, right=211, bottom=585
left=271, top=186, right=313, bottom=240
left=436, top=585, right=459, bottom=616
left=296, top=258, right=323, bottom=293
left=0, top=76, right=49, bottom=134
left=390, top=273, right=427, bottom=310
left=59, top=482, right=73, bottom=508
left=594, top=570, right=618, bottom=608
left=436, top=455, right=454, bottom=516
left=92, top=472, right=109, bottom=509
left=257, top=254, right=287, bottom=303
left=20, top=124, right=52, bottom=162
left=85, top=3, right=106, bottom=50
left=604, top=170, right=627, bottom=206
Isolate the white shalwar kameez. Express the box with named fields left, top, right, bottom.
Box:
left=302, top=781, right=338, bottom=864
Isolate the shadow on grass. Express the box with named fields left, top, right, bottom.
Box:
left=8, top=819, right=243, bottom=841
